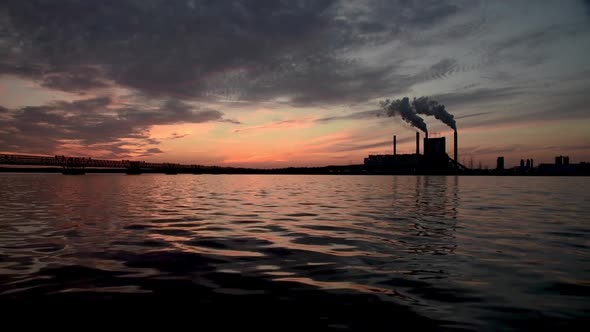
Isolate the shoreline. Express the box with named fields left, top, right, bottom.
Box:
left=1, top=166, right=588, bottom=176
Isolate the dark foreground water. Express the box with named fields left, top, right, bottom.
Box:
left=0, top=174, right=588, bottom=329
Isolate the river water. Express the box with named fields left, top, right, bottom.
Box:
left=0, top=174, right=588, bottom=329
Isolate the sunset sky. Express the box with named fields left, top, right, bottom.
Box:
left=1, top=0, right=589, bottom=168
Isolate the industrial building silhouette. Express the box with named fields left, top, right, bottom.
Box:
left=364, top=131, right=464, bottom=172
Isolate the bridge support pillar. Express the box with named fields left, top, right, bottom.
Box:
left=125, top=161, right=143, bottom=175
left=56, top=156, right=87, bottom=175
left=164, top=163, right=178, bottom=175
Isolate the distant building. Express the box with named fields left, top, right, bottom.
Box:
left=496, top=157, right=504, bottom=170
left=538, top=155, right=589, bottom=175
left=555, top=155, right=569, bottom=166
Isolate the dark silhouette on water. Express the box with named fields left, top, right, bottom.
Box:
left=1, top=153, right=589, bottom=176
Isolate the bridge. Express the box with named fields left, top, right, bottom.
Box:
left=0, top=153, right=209, bottom=175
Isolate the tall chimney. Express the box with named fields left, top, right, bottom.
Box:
left=416, top=132, right=420, bottom=155
left=393, top=135, right=397, bottom=156
left=454, top=130, right=458, bottom=168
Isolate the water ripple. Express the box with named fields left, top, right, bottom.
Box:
left=0, top=174, right=589, bottom=330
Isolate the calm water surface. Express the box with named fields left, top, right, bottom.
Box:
left=0, top=174, right=588, bottom=329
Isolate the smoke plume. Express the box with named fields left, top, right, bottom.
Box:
left=380, top=97, right=428, bottom=133
left=412, top=96, right=456, bottom=130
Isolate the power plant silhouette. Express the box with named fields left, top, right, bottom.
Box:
left=363, top=130, right=465, bottom=172
left=368, top=96, right=465, bottom=172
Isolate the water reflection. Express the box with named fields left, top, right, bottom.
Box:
left=390, top=176, right=458, bottom=257
left=410, top=175, right=459, bottom=219
left=1, top=175, right=462, bottom=294
left=0, top=174, right=588, bottom=331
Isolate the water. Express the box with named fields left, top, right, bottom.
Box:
left=0, top=174, right=588, bottom=329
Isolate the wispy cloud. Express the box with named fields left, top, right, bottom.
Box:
left=168, top=133, right=189, bottom=140
left=455, top=111, right=492, bottom=120
left=315, top=110, right=383, bottom=123
left=233, top=119, right=313, bottom=133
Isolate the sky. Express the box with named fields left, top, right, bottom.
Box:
left=1, top=0, right=589, bottom=168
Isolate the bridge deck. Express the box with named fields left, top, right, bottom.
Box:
left=0, top=153, right=205, bottom=170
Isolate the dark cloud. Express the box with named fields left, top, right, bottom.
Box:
left=145, top=147, right=163, bottom=154
left=39, top=67, right=110, bottom=92
left=426, top=59, right=459, bottom=80
left=233, top=119, right=307, bottom=133
left=478, top=23, right=584, bottom=71
left=455, top=111, right=492, bottom=120
left=219, top=118, right=242, bottom=125
left=451, top=89, right=590, bottom=131
left=0, top=97, right=229, bottom=156
left=0, top=0, right=469, bottom=105
left=168, top=133, right=189, bottom=140
left=315, top=109, right=383, bottom=122
left=339, top=0, right=462, bottom=33
left=116, top=99, right=224, bottom=128
left=139, top=147, right=164, bottom=157
left=433, top=87, right=523, bottom=107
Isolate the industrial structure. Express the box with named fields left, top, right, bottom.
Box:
left=555, top=155, right=570, bottom=166
left=0, top=153, right=204, bottom=175
left=364, top=130, right=465, bottom=172
left=537, top=155, right=590, bottom=175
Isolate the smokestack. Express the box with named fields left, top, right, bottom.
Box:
left=454, top=130, right=458, bottom=168
left=416, top=132, right=420, bottom=155
left=393, top=135, right=397, bottom=156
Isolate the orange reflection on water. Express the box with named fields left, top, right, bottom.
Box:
left=274, top=276, right=403, bottom=297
